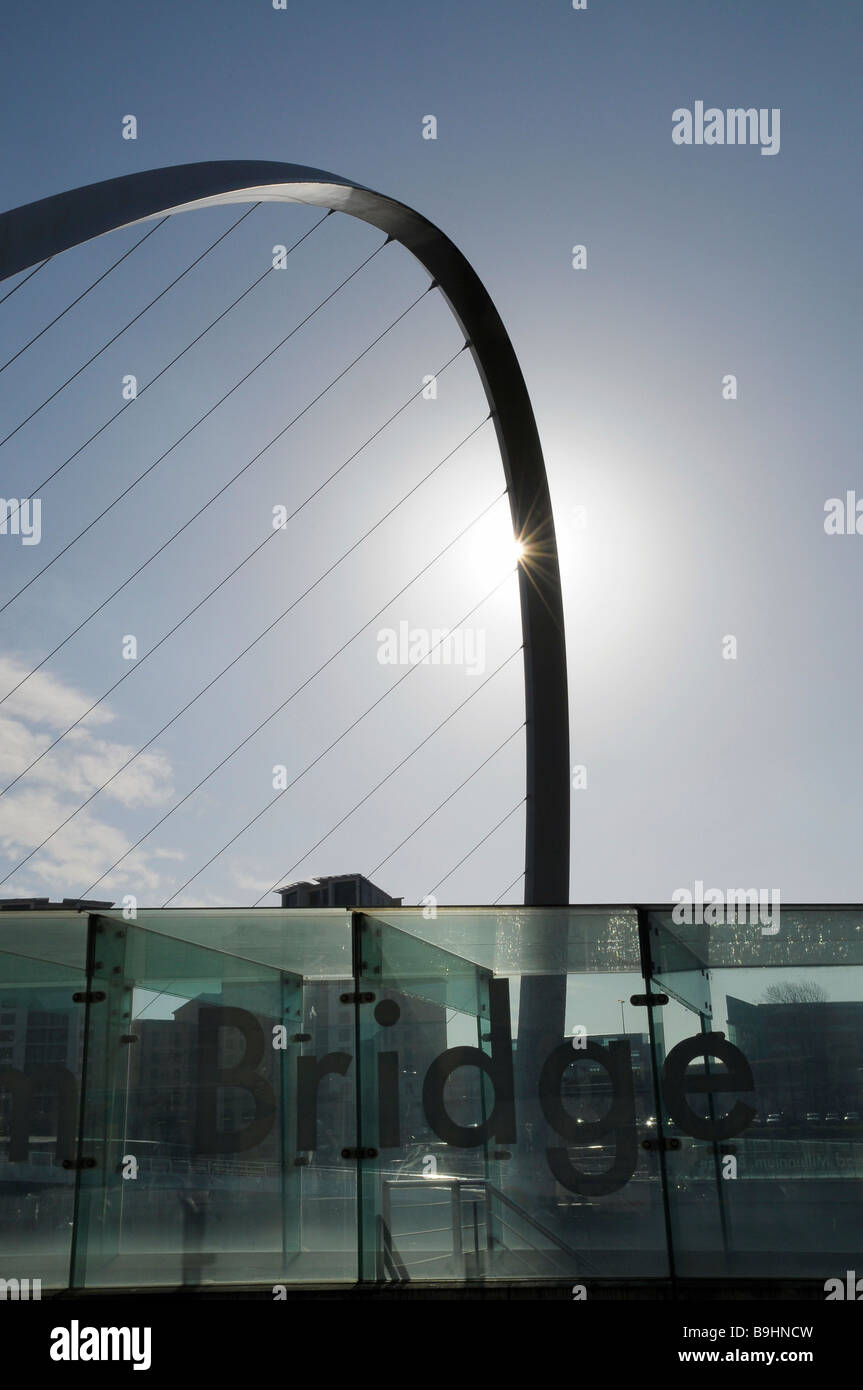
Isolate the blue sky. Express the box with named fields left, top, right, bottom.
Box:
left=0, top=0, right=861, bottom=909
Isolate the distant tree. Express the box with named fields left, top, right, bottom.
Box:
left=760, top=980, right=828, bottom=1005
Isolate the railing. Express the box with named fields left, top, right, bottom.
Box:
left=380, top=1176, right=595, bottom=1281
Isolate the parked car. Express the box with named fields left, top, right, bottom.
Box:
left=803, top=1112, right=821, bottom=1124
left=765, top=1113, right=783, bottom=1125
left=825, top=1111, right=842, bottom=1123
left=843, top=1111, right=861, bottom=1124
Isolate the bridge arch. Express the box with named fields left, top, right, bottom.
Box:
left=0, top=161, right=570, bottom=904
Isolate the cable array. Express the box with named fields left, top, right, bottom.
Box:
left=0, top=234, right=393, bottom=615
left=0, top=217, right=169, bottom=387
left=78, top=512, right=515, bottom=901
left=0, top=421, right=497, bottom=877
left=0, top=207, right=527, bottom=907
left=0, top=349, right=473, bottom=792
left=1, top=211, right=330, bottom=533
left=425, top=801, right=525, bottom=899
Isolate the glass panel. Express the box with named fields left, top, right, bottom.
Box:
left=93, top=907, right=353, bottom=977
left=72, top=912, right=357, bottom=1286
left=355, top=907, right=669, bottom=1281
left=644, top=980, right=727, bottom=1277
left=649, top=909, right=863, bottom=1277
left=0, top=912, right=88, bottom=1291
left=354, top=911, right=493, bottom=1280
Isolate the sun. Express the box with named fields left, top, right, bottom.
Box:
left=463, top=510, right=527, bottom=589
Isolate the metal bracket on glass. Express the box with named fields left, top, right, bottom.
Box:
left=341, top=1147, right=379, bottom=1160
left=72, top=991, right=106, bottom=1004
left=630, top=993, right=669, bottom=1007
left=339, top=992, right=375, bottom=1004
left=641, top=1137, right=681, bottom=1151
left=62, top=1157, right=97, bottom=1169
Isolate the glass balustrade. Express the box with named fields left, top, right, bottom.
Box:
left=0, top=904, right=859, bottom=1289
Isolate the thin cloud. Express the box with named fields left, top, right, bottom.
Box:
left=0, top=658, right=180, bottom=900
left=0, top=656, right=114, bottom=730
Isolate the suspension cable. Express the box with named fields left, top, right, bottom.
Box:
left=2, top=212, right=330, bottom=527
left=0, top=236, right=395, bottom=615
left=424, top=801, right=525, bottom=899
left=2, top=486, right=506, bottom=888
left=0, top=218, right=169, bottom=379
left=246, top=679, right=523, bottom=907
left=73, top=551, right=516, bottom=901
left=0, top=258, right=52, bottom=308
left=166, top=605, right=521, bottom=905
left=0, top=395, right=481, bottom=794
left=493, top=871, right=525, bottom=905
left=367, top=725, right=524, bottom=880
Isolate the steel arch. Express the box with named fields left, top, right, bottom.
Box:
left=0, top=161, right=570, bottom=905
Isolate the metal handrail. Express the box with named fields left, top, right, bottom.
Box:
left=485, top=1183, right=598, bottom=1271
left=381, top=1174, right=597, bottom=1278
